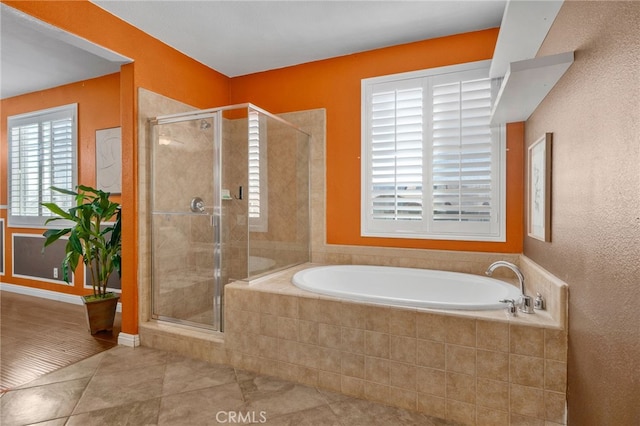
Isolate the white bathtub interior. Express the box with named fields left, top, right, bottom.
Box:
left=292, top=264, right=522, bottom=310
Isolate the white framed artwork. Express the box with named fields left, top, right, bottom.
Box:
left=528, top=133, right=552, bottom=242
left=96, top=127, right=122, bottom=194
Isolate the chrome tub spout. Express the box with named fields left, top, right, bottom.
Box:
left=486, top=261, right=534, bottom=314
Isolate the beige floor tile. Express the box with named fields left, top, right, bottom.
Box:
left=0, top=378, right=89, bottom=426
left=22, top=419, right=68, bottom=426
left=72, top=363, right=166, bottom=414
left=265, top=404, right=341, bottom=425
left=66, top=398, right=161, bottom=426
left=240, top=375, right=328, bottom=418
left=161, top=357, right=236, bottom=395
left=5, top=345, right=465, bottom=425
left=95, top=346, right=169, bottom=374
left=157, top=382, right=245, bottom=425
left=329, top=397, right=439, bottom=425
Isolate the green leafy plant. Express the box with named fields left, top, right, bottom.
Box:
left=42, top=185, right=121, bottom=300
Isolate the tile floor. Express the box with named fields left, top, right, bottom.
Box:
left=0, top=345, right=456, bottom=426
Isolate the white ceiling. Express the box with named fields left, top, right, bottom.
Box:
left=1, top=0, right=507, bottom=99
left=0, top=3, right=131, bottom=99
left=91, top=0, right=506, bottom=77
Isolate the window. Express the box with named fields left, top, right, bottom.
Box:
left=8, top=104, right=78, bottom=228
left=361, top=61, right=505, bottom=241
left=248, top=110, right=268, bottom=232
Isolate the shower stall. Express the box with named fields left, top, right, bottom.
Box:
left=148, top=104, right=310, bottom=331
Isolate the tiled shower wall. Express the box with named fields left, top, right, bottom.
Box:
left=247, top=115, right=310, bottom=271
left=137, top=94, right=316, bottom=324
left=138, top=92, right=217, bottom=323
left=152, top=117, right=216, bottom=320
left=221, top=110, right=310, bottom=283
left=221, top=116, right=248, bottom=284
left=221, top=112, right=310, bottom=282
left=138, top=88, right=198, bottom=324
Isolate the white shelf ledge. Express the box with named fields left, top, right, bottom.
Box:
left=490, top=51, right=574, bottom=125
left=489, top=0, right=564, bottom=78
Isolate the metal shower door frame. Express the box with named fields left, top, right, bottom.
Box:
left=149, top=110, right=223, bottom=332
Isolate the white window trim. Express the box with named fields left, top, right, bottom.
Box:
left=361, top=60, right=506, bottom=242
left=7, top=103, right=78, bottom=228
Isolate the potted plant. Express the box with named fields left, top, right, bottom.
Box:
left=42, top=185, right=121, bottom=334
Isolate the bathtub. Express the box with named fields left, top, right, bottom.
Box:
left=292, top=264, right=522, bottom=310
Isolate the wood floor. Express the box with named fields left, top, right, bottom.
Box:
left=0, top=290, right=120, bottom=392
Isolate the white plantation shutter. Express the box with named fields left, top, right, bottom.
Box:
left=248, top=110, right=268, bottom=231
left=431, top=71, right=495, bottom=232
left=370, top=84, right=424, bottom=221
left=8, top=104, right=77, bottom=227
left=362, top=61, right=505, bottom=241
left=248, top=111, right=260, bottom=218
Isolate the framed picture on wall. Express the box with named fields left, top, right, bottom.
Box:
left=528, top=133, right=552, bottom=242
left=96, top=127, right=122, bottom=194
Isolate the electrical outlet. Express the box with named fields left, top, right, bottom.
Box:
left=53, top=267, right=58, bottom=279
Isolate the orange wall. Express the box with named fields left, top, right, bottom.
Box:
left=2, top=1, right=230, bottom=110
left=2, top=0, right=232, bottom=335
left=230, top=28, right=524, bottom=253
left=2, top=2, right=525, bottom=337
left=0, top=73, right=120, bottom=294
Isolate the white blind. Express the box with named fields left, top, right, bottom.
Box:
left=248, top=111, right=260, bottom=219
left=248, top=110, right=268, bottom=232
left=8, top=104, right=77, bottom=227
left=362, top=61, right=504, bottom=241
left=370, top=86, right=424, bottom=221
left=432, top=77, right=493, bottom=223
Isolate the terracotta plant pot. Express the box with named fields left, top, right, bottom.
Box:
left=82, top=295, right=119, bottom=334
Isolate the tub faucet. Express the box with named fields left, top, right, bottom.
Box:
left=486, top=261, right=534, bottom=314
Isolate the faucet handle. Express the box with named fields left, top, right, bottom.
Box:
left=534, top=292, right=546, bottom=310
left=499, top=299, right=518, bottom=317
left=519, top=295, right=535, bottom=314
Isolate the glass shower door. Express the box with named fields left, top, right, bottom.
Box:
left=150, top=113, right=221, bottom=330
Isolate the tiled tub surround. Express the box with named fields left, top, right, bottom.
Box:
left=137, top=101, right=568, bottom=423
left=223, top=262, right=568, bottom=426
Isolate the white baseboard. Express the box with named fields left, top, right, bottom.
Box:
left=0, top=283, right=122, bottom=312
left=117, top=332, right=140, bottom=347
